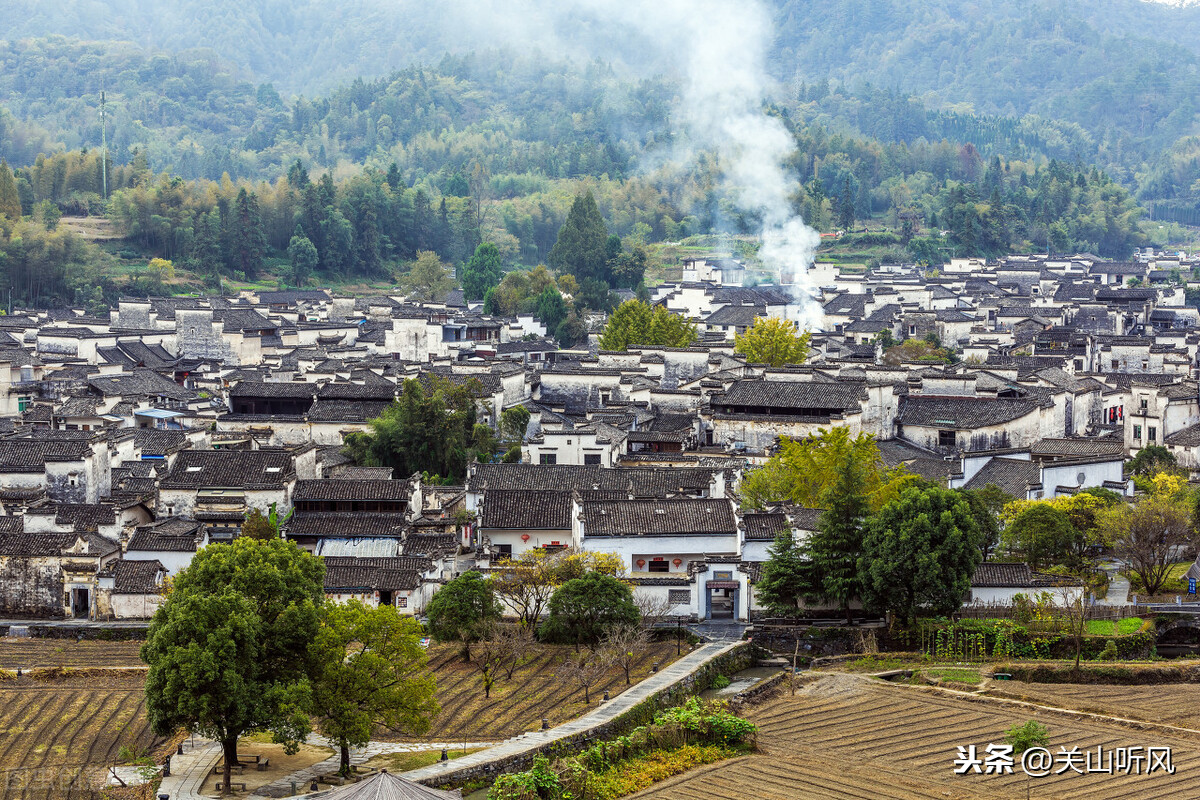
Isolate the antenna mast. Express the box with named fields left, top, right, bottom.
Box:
left=100, top=90, right=108, bottom=200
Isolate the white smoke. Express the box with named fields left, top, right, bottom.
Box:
left=442, top=0, right=823, bottom=326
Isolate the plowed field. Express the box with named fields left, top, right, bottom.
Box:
left=631, top=674, right=1200, bottom=799
left=0, top=673, right=163, bottom=799
left=393, top=641, right=683, bottom=741
left=0, top=639, right=144, bottom=670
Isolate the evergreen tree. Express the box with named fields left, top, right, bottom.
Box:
left=810, top=447, right=872, bottom=623
left=548, top=190, right=609, bottom=283
left=231, top=187, right=267, bottom=280
left=755, top=532, right=811, bottom=614
left=287, top=227, right=319, bottom=287
left=462, top=242, right=504, bottom=302
left=0, top=160, right=22, bottom=220
left=534, top=287, right=568, bottom=333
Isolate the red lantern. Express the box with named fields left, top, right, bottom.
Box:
left=636, top=559, right=646, bottom=568
left=521, top=534, right=531, bottom=542
left=673, top=558, right=683, bottom=567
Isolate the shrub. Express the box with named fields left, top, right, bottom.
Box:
left=1097, top=640, right=1119, bottom=661
left=654, top=697, right=757, bottom=745
left=1005, top=720, right=1049, bottom=754
left=711, top=674, right=731, bottom=690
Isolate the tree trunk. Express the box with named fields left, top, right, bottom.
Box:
left=583, top=683, right=589, bottom=703
left=222, top=737, right=238, bottom=796
left=340, top=744, right=351, bottom=777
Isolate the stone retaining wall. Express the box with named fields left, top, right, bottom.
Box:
left=420, top=643, right=753, bottom=790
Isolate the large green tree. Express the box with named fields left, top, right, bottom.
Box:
left=1001, top=504, right=1077, bottom=571
left=426, top=571, right=501, bottom=659
left=461, top=242, right=504, bottom=302
left=597, top=300, right=696, bottom=351
left=540, top=571, right=640, bottom=648
left=312, top=601, right=438, bottom=775
left=808, top=446, right=871, bottom=623
left=286, top=228, right=318, bottom=288
left=343, top=376, right=489, bottom=483
left=231, top=187, right=267, bottom=280
left=141, top=538, right=325, bottom=794
left=548, top=190, right=609, bottom=283
left=0, top=160, right=22, bottom=220
left=859, top=486, right=983, bottom=625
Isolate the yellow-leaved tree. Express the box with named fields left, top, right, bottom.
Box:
left=734, top=315, right=811, bottom=367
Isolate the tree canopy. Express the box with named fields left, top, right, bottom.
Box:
left=859, top=486, right=983, bottom=625
left=597, top=300, right=697, bottom=351
left=734, top=316, right=811, bottom=367
left=426, top=570, right=501, bottom=656
left=540, top=571, right=640, bottom=647
left=549, top=191, right=609, bottom=284
left=462, top=242, right=504, bottom=302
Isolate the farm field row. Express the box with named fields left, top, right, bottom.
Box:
left=401, top=641, right=683, bottom=741
left=0, top=639, right=144, bottom=669
left=988, top=682, right=1200, bottom=730
left=0, top=673, right=162, bottom=800
left=632, top=674, right=1200, bottom=799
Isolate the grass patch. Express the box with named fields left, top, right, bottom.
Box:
left=921, top=667, right=982, bottom=685
left=840, top=655, right=912, bottom=672
left=589, top=744, right=742, bottom=798
left=1127, top=562, right=1192, bottom=594
left=1085, top=617, right=1145, bottom=636
left=366, top=748, right=483, bottom=773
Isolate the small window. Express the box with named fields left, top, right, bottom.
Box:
left=908, top=325, right=917, bottom=336
left=648, top=560, right=670, bottom=573
left=495, top=544, right=512, bottom=559
left=539, top=453, right=557, bottom=465
left=938, top=429, right=956, bottom=448
left=668, top=589, right=690, bottom=604
left=396, top=596, right=408, bottom=608
left=1141, top=398, right=1148, bottom=409
left=1112, top=360, right=1119, bottom=370
left=165, top=505, right=175, bottom=517
left=1074, top=360, right=1083, bottom=371
left=17, top=396, right=30, bottom=412
left=1134, top=425, right=1142, bottom=441
left=1149, top=427, right=1157, bottom=442
left=265, top=467, right=282, bottom=473
left=186, top=466, right=203, bottom=473
left=584, top=454, right=602, bottom=465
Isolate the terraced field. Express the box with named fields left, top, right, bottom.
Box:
left=632, top=674, right=1200, bottom=799
left=0, top=639, right=145, bottom=670
left=397, top=641, right=683, bottom=742
left=988, top=682, right=1200, bottom=730
left=0, top=673, right=164, bottom=799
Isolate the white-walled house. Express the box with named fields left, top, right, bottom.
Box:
left=965, top=562, right=1085, bottom=607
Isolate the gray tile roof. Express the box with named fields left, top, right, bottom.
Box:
left=582, top=498, right=737, bottom=536
left=899, top=396, right=1042, bottom=429
left=962, top=457, right=1039, bottom=497
left=480, top=490, right=573, bottom=530
left=160, top=450, right=295, bottom=489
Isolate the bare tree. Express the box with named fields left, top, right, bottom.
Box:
left=633, top=590, right=677, bottom=630
left=557, top=647, right=614, bottom=705
left=601, top=623, right=652, bottom=686
left=1060, top=591, right=1094, bottom=677
left=494, top=623, right=537, bottom=680
left=473, top=624, right=506, bottom=699
left=1101, top=495, right=1191, bottom=596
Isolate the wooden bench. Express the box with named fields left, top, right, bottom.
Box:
left=215, top=781, right=247, bottom=792
left=213, top=764, right=245, bottom=776
left=256, top=758, right=270, bottom=771
left=236, top=753, right=263, bottom=764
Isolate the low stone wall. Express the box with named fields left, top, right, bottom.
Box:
left=749, top=624, right=883, bottom=661
left=420, top=643, right=753, bottom=790
left=729, top=670, right=787, bottom=712
left=0, top=624, right=149, bottom=640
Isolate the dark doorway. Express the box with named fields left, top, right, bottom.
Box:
left=379, top=590, right=393, bottom=606
left=71, top=588, right=89, bottom=618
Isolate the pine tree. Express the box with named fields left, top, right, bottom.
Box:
left=809, top=449, right=871, bottom=623
left=0, top=160, right=23, bottom=220
left=231, top=188, right=267, bottom=280
left=755, top=532, right=812, bottom=614
left=548, top=191, right=609, bottom=283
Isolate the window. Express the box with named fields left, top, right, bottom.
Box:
left=938, top=430, right=956, bottom=448
left=648, top=560, right=670, bottom=573
left=1149, top=426, right=1157, bottom=442
left=68, top=476, right=77, bottom=487
left=583, top=453, right=602, bottom=465
left=539, top=453, right=557, bottom=465
left=908, top=325, right=917, bottom=336
left=165, top=505, right=175, bottom=517
left=1112, top=360, right=1119, bottom=370
left=668, top=589, right=690, bottom=604
left=1134, top=425, right=1142, bottom=441
left=1141, top=397, right=1148, bottom=409
left=396, top=596, right=408, bottom=608
left=1074, top=360, right=1084, bottom=371
left=495, top=544, right=512, bottom=559
left=17, top=396, right=29, bottom=412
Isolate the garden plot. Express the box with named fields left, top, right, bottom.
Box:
left=0, top=639, right=145, bottom=670
left=631, top=674, right=1200, bottom=799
